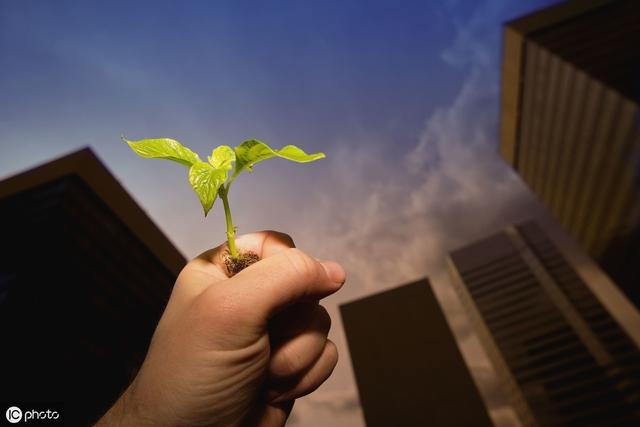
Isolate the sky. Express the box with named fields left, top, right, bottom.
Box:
left=0, top=1, right=564, bottom=426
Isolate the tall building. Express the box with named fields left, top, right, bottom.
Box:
left=448, top=221, right=640, bottom=427
left=0, top=148, right=185, bottom=425
left=340, top=280, right=494, bottom=427
left=499, top=0, right=640, bottom=305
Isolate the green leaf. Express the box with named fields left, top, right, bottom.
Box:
left=208, top=145, right=235, bottom=171
left=188, top=162, right=227, bottom=216
left=123, top=137, right=201, bottom=167
left=277, top=145, right=326, bottom=162
left=233, top=139, right=325, bottom=176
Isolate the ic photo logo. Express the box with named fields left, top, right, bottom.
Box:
left=4, top=406, right=61, bottom=424
left=5, top=407, right=21, bottom=424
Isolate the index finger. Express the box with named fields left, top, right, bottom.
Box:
left=237, top=230, right=297, bottom=259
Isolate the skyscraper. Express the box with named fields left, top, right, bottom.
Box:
left=0, top=148, right=185, bottom=425
left=499, top=0, right=640, bottom=305
left=448, top=221, right=640, bottom=426
left=340, top=280, right=494, bottom=427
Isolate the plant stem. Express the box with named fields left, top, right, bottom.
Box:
left=219, top=185, right=239, bottom=259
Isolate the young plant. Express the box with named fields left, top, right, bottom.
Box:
left=123, top=136, right=325, bottom=274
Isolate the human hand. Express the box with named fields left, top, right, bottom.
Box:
left=96, top=231, right=346, bottom=427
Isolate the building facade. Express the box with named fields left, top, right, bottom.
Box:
left=499, top=0, right=640, bottom=305
left=0, top=148, right=185, bottom=425
left=340, top=280, right=493, bottom=427
left=449, top=221, right=640, bottom=427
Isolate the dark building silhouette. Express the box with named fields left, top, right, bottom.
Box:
left=0, top=148, right=185, bottom=425
left=499, top=0, right=640, bottom=307
left=340, top=280, right=494, bottom=427
left=449, top=221, right=640, bottom=427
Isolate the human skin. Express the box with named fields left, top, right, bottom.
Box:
left=96, top=231, right=346, bottom=427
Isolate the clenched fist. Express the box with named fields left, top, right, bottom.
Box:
left=96, top=231, right=346, bottom=427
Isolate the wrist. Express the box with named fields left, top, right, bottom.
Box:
left=95, top=383, right=152, bottom=427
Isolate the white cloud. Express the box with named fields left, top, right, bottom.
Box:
left=287, top=1, right=545, bottom=426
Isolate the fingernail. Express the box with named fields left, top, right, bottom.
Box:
left=320, top=260, right=346, bottom=286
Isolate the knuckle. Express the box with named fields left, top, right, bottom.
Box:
left=326, top=340, right=339, bottom=367
left=181, top=258, right=201, bottom=275
left=283, top=248, right=319, bottom=282
left=282, top=345, right=303, bottom=375
left=271, top=343, right=303, bottom=379
left=264, top=230, right=296, bottom=248
left=173, top=262, right=206, bottom=291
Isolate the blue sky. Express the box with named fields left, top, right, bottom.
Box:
left=0, top=1, right=562, bottom=426
left=2, top=1, right=463, bottom=156
left=0, top=0, right=559, bottom=265
left=1, top=0, right=554, bottom=172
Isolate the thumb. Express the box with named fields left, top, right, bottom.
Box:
left=228, top=248, right=345, bottom=323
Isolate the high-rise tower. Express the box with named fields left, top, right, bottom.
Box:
left=499, top=0, right=640, bottom=305
left=449, top=221, right=640, bottom=426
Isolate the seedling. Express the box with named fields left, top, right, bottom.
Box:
left=123, top=137, right=325, bottom=275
